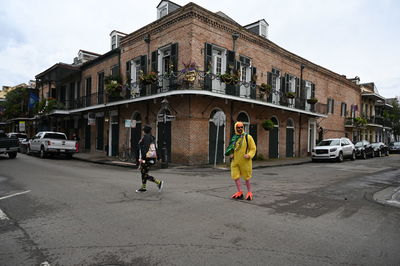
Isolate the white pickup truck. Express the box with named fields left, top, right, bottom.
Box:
left=28, top=131, right=77, bottom=159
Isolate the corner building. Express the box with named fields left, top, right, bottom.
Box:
left=34, top=1, right=364, bottom=165
left=116, top=1, right=361, bottom=165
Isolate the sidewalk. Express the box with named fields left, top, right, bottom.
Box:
left=72, top=152, right=311, bottom=169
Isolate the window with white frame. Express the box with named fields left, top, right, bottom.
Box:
left=158, top=4, right=168, bottom=19
left=341, top=102, right=347, bottom=117
left=286, top=74, right=296, bottom=93
left=271, top=68, right=280, bottom=104
left=211, top=47, right=226, bottom=93
left=239, top=56, right=251, bottom=98
left=327, top=98, right=334, bottom=114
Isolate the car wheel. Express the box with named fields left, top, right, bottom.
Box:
left=8, top=152, right=17, bottom=159
left=362, top=151, right=367, bottom=160
left=351, top=151, right=356, bottom=161
left=40, top=147, right=46, bottom=159
left=337, top=152, right=344, bottom=162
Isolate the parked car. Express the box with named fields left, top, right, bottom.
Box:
left=371, top=142, right=389, bottom=157
left=7, top=132, right=28, bottom=152
left=354, top=140, right=374, bottom=159
left=28, top=131, right=77, bottom=158
left=389, top=142, right=400, bottom=154
left=311, top=137, right=355, bottom=162
left=7, top=132, right=28, bottom=143
left=19, top=138, right=30, bottom=154
left=0, top=131, right=19, bottom=159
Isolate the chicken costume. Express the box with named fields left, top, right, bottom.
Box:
left=225, top=122, right=256, bottom=200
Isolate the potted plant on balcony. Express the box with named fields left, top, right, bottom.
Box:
left=259, top=83, right=272, bottom=99
left=307, top=97, right=318, bottom=105
left=105, top=80, right=122, bottom=97
left=286, top=91, right=296, bottom=98
left=219, top=66, right=240, bottom=85
left=262, top=119, right=275, bottom=131
left=139, top=70, right=158, bottom=86
left=354, top=117, right=368, bottom=127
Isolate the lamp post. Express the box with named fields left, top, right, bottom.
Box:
left=161, top=98, right=169, bottom=168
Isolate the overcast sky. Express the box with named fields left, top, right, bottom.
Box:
left=0, top=0, right=399, bottom=98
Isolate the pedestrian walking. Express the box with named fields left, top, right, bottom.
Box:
left=225, top=121, right=256, bottom=200
left=136, top=125, right=164, bottom=193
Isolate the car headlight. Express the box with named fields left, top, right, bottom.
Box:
left=330, top=148, right=337, bottom=152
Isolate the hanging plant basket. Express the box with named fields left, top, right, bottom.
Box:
left=262, top=119, right=275, bottom=131
left=286, top=92, right=296, bottom=98
left=307, top=97, right=318, bottom=104
left=139, top=71, right=158, bottom=85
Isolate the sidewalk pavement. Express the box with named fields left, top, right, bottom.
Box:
left=72, top=152, right=312, bottom=170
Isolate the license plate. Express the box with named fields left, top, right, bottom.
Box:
left=60, top=149, right=65, bottom=152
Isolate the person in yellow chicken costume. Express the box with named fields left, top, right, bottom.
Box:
left=225, top=121, right=257, bottom=200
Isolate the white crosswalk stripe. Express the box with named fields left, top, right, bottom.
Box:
left=0, top=208, right=9, bottom=220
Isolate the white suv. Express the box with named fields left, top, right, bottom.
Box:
left=312, top=138, right=356, bottom=162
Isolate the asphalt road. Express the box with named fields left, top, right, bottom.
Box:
left=0, top=153, right=399, bottom=266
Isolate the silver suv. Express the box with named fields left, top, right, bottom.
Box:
left=312, top=137, right=356, bottom=162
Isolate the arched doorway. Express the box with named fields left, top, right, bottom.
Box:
left=269, top=117, right=279, bottom=158
left=237, top=111, right=257, bottom=159
left=286, top=118, right=294, bottom=157
left=157, top=109, right=171, bottom=163
left=209, top=109, right=226, bottom=164
left=130, top=112, right=142, bottom=162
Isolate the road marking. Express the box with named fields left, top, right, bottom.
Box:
left=0, top=208, right=9, bottom=220
left=0, top=190, right=31, bottom=201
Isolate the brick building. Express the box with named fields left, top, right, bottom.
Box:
left=33, top=1, right=392, bottom=165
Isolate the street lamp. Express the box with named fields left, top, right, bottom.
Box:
left=161, top=98, right=169, bottom=168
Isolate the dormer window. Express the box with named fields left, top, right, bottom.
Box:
left=244, top=19, right=269, bottom=39
left=159, top=5, right=168, bottom=18
left=157, top=1, right=181, bottom=19
left=109, top=30, right=127, bottom=50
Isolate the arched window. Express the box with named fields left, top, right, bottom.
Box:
left=271, top=116, right=279, bottom=127
left=237, top=112, right=250, bottom=132
left=287, top=118, right=294, bottom=128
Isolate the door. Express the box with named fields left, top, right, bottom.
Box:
left=111, top=122, right=119, bottom=156
left=157, top=121, right=171, bottom=162
left=286, top=127, right=294, bottom=157
left=211, top=49, right=225, bottom=93
left=96, top=117, right=104, bottom=150
left=84, top=121, right=91, bottom=150
left=209, top=121, right=225, bottom=164
left=269, top=121, right=279, bottom=158
left=249, top=124, right=257, bottom=160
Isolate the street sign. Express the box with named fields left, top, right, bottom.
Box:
left=212, top=111, right=226, bottom=126
left=157, top=114, right=176, bottom=122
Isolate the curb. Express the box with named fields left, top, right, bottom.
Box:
left=73, top=156, right=311, bottom=170
left=373, top=186, right=400, bottom=208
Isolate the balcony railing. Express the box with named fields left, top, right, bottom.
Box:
left=51, top=71, right=327, bottom=115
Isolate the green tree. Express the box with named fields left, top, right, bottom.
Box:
left=389, top=97, right=400, bottom=140
left=2, top=86, right=29, bottom=120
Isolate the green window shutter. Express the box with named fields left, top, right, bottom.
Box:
left=140, top=55, right=147, bottom=73
left=204, top=43, right=212, bottom=91
left=170, top=43, right=178, bottom=72
left=151, top=50, right=158, bottom=72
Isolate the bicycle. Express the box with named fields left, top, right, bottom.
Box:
left=118, top=145, right=136, bottom=162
